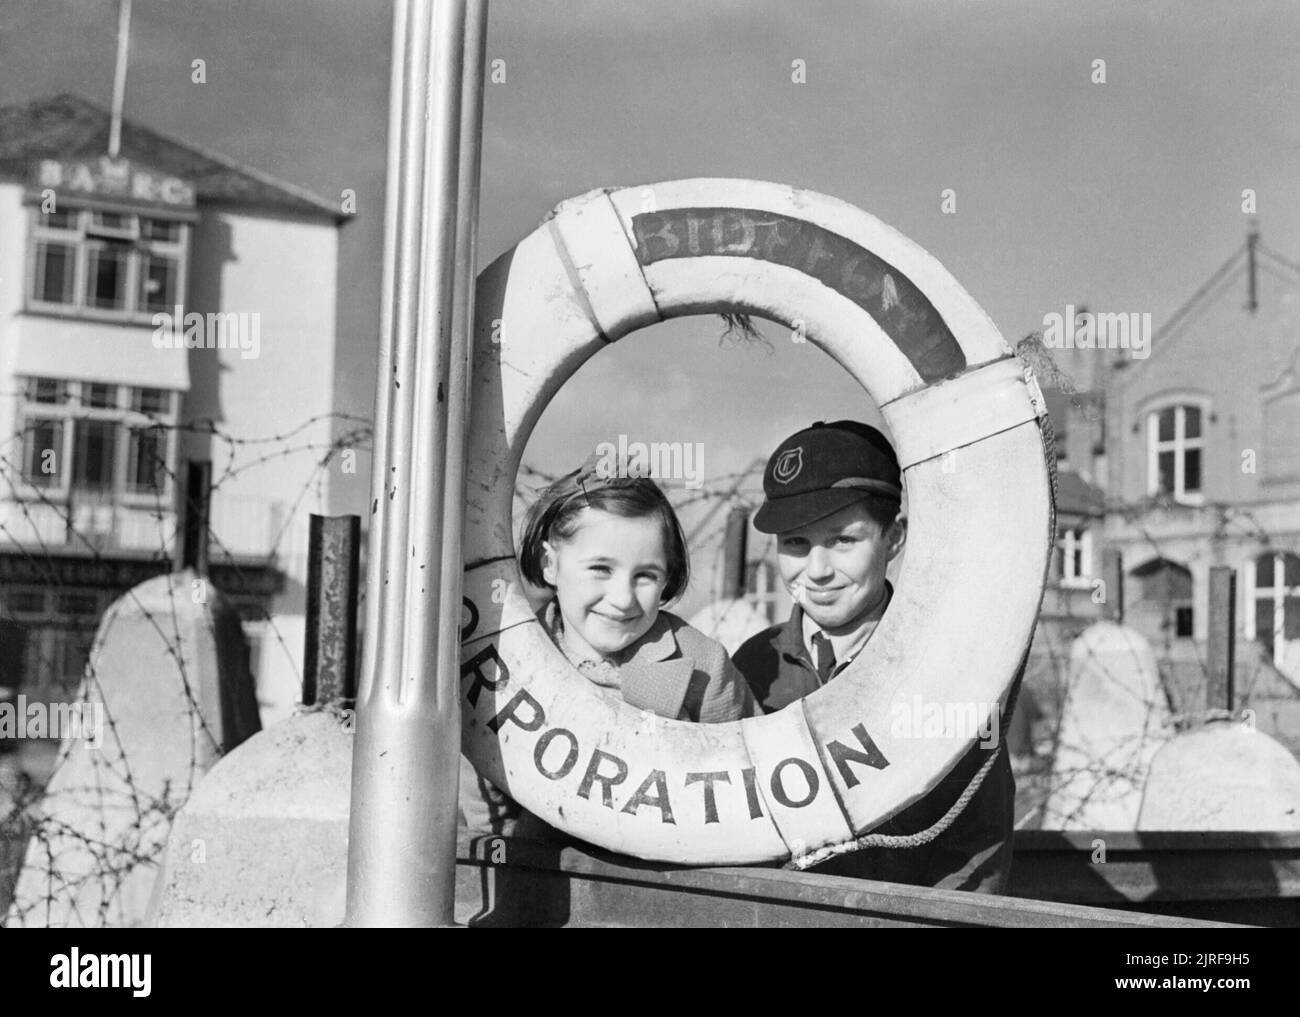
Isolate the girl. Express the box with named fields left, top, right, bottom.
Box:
left=458, top=463, right=757, bottom=837
left=517, top=465, right=758, bottom=723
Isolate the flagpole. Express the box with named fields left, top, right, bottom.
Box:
left=108, top=0, right=133, bottom=157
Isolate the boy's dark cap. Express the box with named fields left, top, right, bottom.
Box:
left=753, top=420, right=902, bottom=534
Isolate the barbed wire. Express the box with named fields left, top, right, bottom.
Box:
left=1, top=347, right=1297, bottom=924
left=0, top=410, right=370, bottom=925
left=1006, top=334, right=1300, bottom=830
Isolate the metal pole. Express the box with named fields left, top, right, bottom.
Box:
left=180, top=459, right=211, bottom=576
left=686, top=458, right=765, bottom=544
left=356, top=0, right=412, bottom=756
left=1101, top=547, right=1123, bottom=623
left=721, top=506, right=749, bottom=600
left=1206, top=566, right=1236, bottom=712
left=346, top=0, right=483, bottom=928
left=304, top=514, right=361, bottom=707
left=431, top=0, right=487, bottom=845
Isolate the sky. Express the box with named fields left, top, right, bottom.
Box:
left=1, top=0, right=1298, bottom=527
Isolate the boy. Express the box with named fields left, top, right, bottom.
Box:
left=733, top=420, right=1014, bottom=893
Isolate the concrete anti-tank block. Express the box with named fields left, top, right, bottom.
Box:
left=152, top=709, right=353, bottom=928
left=5, top=569, right=259, bottom=928
left=1138, top=722, right=1300, bottom=830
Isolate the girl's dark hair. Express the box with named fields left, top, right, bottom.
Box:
left=519, top=469, right=691, bottom=603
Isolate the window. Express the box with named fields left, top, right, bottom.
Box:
left=22, top=418, right=63, bottom=487
left=138, top=251, right=180, bottom=312
left=85, top=239, right=130, bottom=309
left=17, top=378, right=178, bottom=501
left=1249, top=551, right=1300, bottom=668
left=132, top=387, right=170, bottom=415
left=72, top=418, right=117, bottom=491
left=126, top=425, right=168, bottom=495
left=30, top=378, right=69, bottom=405
left=1147, top=404, right=1204, bottom=502
left=89, top=211, right=132, bottom=237
left=5, top=588, right=48, bottom=616
left=1261, top=385, right=1300, bottom=484
left=2, top=586, right=108, bottom=696
left=83, top=383, right=115, bottom=409
left=34, top=239, right=76, bottom=304
left=1056, top=526, right=1093, bottom=587
left=27, top=207, right=188, bottom=321
left=56, top=591, right=101, bottom=617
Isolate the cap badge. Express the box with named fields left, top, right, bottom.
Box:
left=773, top=446, right=804, bottom=485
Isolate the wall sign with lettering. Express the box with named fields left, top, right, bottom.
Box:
left=31, top=157, right=196, bottom=211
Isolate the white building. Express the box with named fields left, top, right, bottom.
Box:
left=0, top=93, right=351, bottom=724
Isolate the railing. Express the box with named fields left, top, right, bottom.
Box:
left=0, top=487, right=291, bottom=567
left=0, top=490, right=171, bottom=554
left=453, top=833, right=1244, bottom=928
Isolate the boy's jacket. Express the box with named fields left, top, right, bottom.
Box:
left=733, top=604, right=1015, bottom=894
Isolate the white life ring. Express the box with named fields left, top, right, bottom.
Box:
left=459, top=179, right=1052, bottom=865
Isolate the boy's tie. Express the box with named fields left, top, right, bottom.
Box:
left=811, top=631, right=837, bottom=684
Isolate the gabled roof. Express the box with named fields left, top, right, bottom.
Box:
left=0, top=93, right=344, bottom=222
left=1116, top=232, right=1300, bottom=381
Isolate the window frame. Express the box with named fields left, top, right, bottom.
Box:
left=1056, top=525, right=1094, bottom=588
left=16, top=378, right=180, bottom=507
left=1245, top=551, right=1300, bottom=669
left=1, top=585, right=111, bottom=693
left=26, top=205, right=189, bottom=323
left=1146, top=402, right=1207, bottom=504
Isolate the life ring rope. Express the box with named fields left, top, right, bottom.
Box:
left=789, top=606, right=1034, bottom=870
